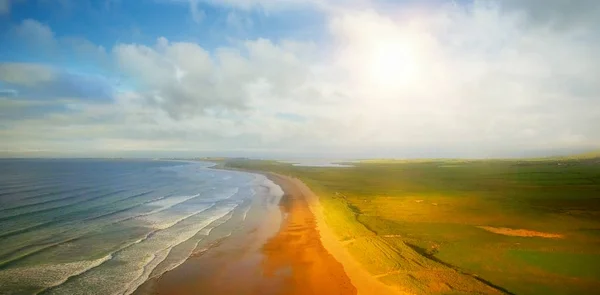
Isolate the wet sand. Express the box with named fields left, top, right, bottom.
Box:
left=282, top=175, right=402, bottom=295
left=139, top=172, right=357, bottom=295
left=261, top=174, right=357, bottom=295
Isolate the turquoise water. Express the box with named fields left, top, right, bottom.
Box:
left=0, top=159, right=278, bottom=295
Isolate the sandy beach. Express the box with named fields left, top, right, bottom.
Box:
left=137, top=172, right=373, bottom=295
left=275, top=174, right=403, bottom=295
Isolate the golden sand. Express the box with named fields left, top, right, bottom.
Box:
left=272, top=174, right=403, bottom=295
left=477, top=226, right=564, bottom=238
left=146, top=173, right=362, bottom=295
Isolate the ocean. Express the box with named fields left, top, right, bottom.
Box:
left=0, top=159, right=282, bottom=295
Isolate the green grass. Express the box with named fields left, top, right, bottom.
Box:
left=508, top=250, right=600, bottom=278
left=225, top=157, right=600, bottom=294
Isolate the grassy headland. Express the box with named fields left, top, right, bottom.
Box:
left=224, top=156, right=600, bottom=295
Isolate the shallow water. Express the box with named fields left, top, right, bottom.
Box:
left=0, top=159, right=279, bottom=295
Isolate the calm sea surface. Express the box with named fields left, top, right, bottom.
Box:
left=0, top=159, right=277, bottom=295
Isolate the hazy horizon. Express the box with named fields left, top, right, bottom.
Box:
left=0, top=146, right=596, bottom=160
left=1, top=0, right=599, bottom=158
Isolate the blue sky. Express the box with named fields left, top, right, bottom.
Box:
left=0, top=0, right=330, bottom=104
left=1, top=0, right=329, bottom=56
left=0, top=0, right=599, bottom=158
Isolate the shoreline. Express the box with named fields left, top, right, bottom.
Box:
left=262, top=173, right=357, bottom=295
left=133, top=170, right=285, bottom=295
left=136, top=163, right=400, bottom=295
left=134, top=166, right=357, bottom=295
left=137, top=167, right=366, bottom=295
left=269, top=173, right=402, bottom=295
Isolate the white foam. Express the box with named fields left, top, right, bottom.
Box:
left=121, top=248, right=169, bottom=295
left=198, top=209, right=235, bottom=237
left=147, top=194, right=199, bottom=208
left=130, top=194, right=202, bottom=222
left=241, top=202, right=252, bottom=222
left=119, top=205, right=238, bottom=295
left=40, top=204, right=239, bottom=295
left=0, top=163, right=270, bottom=295
left=194, top=187, right=240, bottom=203
left=0, top=254, right=112, bottom=294
left=136, top=203, right=215, bottom=230
left=262, top=178, right=284, bottom=198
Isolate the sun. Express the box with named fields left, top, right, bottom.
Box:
left=367, top=40, right=418, bottom=90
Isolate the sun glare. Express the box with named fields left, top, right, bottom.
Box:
left=367, top=40, right=418, bottom=90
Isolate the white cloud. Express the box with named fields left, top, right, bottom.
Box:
left=226, top=11, right=253, bottom=29
left=123, top=2, right=600, bottom=155
left=63, top=37, right=108, bottom=60
left=10, top=20, right=109, bottom=68
left=188, top=0, right=205, bottom=23
left=0, top=63, right=56, bottom=86
left=168, top=0, right=354, bottom=22
left=176, top=0, right=324, bottom=10
left=501, top=0, right=600, bottom=29
left=12, top=19, right=56, bottom=47
left=2, top=1, right=600, bottom=157
left=320, top=3, right=600, bottom=153
left=113, top=36, right=316, bottom=120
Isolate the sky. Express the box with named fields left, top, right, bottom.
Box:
left=0, top=0, right=599, bottom=159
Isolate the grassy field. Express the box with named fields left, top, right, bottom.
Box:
left=224, top=156, right=600, bottom=295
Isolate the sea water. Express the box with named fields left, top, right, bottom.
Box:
left=0, top=159, right=279, bottom=295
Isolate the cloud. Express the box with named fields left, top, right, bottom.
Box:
left=0, top=89, right=18, bottom=96
left=166, top=0, right=341, bottom=23
left=0, top=0, right=9, bottom=15
left=0, top=0, right=26, bottom=15
left=0, top=62, right=114, bottom=101
left=9, top=21, right=111, bottom=72
left=322, top=3, right=600, bottom=150
left=2, top=1, right=600, bottom=157
left=501, top=0, right=600, bottom=29
left=226, top=11, right=253, bottom=29
left=171, top=0, right=321, bottom=11
left=63, top=37, right=108, bottom=59
left=61, top=37, right=111, bottom=70
left=0, top=96, right=76, bottom=121
left=196, top=0, right=367, bottom=12
left=45, top=71, right=115, bottom=100
left=0, top=63, right=56, bottom=86
left=12, top=19, right=57, bottom=47
left=113, top=36, right=314, bottom=119
left=188, top=0, right=205, bottom=23
left=119, top=1, right=599, bottom=155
